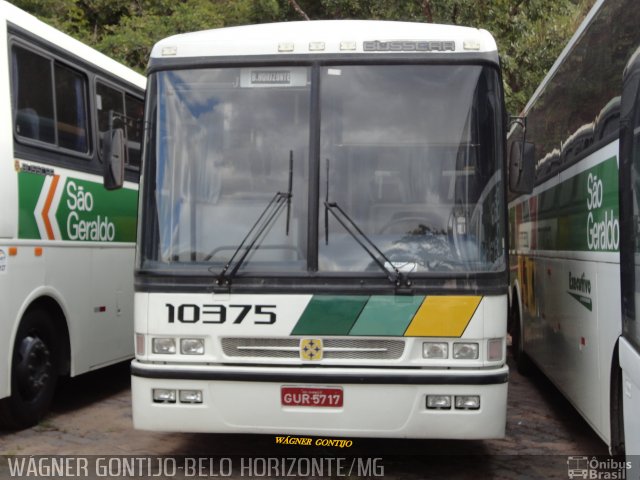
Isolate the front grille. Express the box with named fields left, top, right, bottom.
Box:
left=221, top=337, right=405, bottom=360
left=222, top=338, right=298, bottom=358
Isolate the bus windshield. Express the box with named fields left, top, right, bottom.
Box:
left=146, top=64, right=504, bottom=277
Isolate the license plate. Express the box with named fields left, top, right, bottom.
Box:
left=281, top=386, right=343, bottom=407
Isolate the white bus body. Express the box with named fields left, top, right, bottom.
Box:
left=508, top=0, right=639, bottom=454
left=133, top=20, right=509, bottom=438
left=0, top=1, right=145, bottom=428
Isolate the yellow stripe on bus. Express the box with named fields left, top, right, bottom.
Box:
left=404, top=296, right=482, bottom=337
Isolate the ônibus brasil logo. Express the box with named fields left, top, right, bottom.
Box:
left=567, top=456, right=631, bottom=479
left=34, top=175, right=116, bottom=242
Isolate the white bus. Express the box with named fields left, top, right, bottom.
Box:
left=619, top=46, right=640, bottom=458
left=131, top=20, right=511, bottom=439
left=508, top=0, right=640, bottom=454
left=0, top=1, right=145, bottom=428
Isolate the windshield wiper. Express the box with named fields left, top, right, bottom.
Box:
left=213, top=151, right=293, bottom=287
left=324, top=159, right=410, bottom=287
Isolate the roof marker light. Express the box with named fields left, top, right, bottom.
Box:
left=340, top=41, right=357, bottom=51
left=161, top=46, right=177, bottom=56
left=463, top=40, right=481, bottom=51
left=278, top=42, right=295, bottom=52
left=309, top=41, right=325, bottom=51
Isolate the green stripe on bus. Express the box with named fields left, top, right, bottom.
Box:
left=17, top=171, right=138, bottom=242
left=513, top=155, right=619, bottom=252
left=349, top=295, right=424, bottom=336
left=291, top=295, right=369, bottom=335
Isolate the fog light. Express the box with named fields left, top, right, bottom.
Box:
left=153, top=389, right=176, bottom=403
left=180, top=338, right=205, bottom=355
left=455, top=395, right=480, bottom=410
left=426, top=395, right=451, bottom=410
left=423, top=342, right=448, bottom=359
left=487, top=338, right=503, bottom=361
left=453, top=342, right=479, bottom=359
left=179, top=390, right=203, bottom=404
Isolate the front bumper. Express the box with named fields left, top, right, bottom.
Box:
left=131, top=361, right=508, bottom=439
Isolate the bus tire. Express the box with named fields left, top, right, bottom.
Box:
left=0, top=309, right=59, bottom=429
left=511, top=297, right=533, bottom=376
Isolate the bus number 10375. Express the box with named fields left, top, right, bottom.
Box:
left=165, top=303, right=277, bottom=324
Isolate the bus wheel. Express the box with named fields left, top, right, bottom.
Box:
left=0, top=309, right=59, bottom=429
left=511, top=299, right=533, bottom=376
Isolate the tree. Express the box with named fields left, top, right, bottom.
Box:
left=283, top=0, right=594, bottom=113
left=8, top=0, right=594, bottom=112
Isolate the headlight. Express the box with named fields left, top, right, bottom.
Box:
left=423, top=342, right=448, bottom=359
left=453, top=342, right=479, bottom=360
left=152, top=338, right=176, bottom=354
left=180, top=338, right=205, bottom=355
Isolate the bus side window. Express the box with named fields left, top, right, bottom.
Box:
left=12, top=43, right=89, bottom=153
left=54, top=63, right=89, bottom=152
left=12, top=45, right=55, bottom=144
left=97, top=82, right=143, bottom=169
left=97, top=82, right=124, bottom=158
left=125, top=94, right=144, bottom=168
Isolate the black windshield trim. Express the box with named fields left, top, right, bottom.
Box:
left=135, top=266, right=508, bottom=295
left=138, top=60, right=506, bottom=281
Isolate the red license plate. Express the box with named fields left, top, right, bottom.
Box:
left=281, top=386, right=343, bottom=407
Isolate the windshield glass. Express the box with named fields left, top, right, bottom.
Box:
left=147, top=64, right=504, bottom=276
left=153, top=67, right=310, bottom=271
left=319, top=65, right=504, bottom=273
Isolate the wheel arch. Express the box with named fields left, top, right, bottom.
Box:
left=0, top=290, right=71, bottom=428
left=11, top=289, right=72, bottom=382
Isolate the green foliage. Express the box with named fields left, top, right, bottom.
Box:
left=8, top=0, right=595, bottom=112
left=95, top=0, right=228, bottom=70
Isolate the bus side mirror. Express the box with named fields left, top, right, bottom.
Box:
left=103, top=112, right=126, bottom=190
left=508, top=116, right=535, bottom=194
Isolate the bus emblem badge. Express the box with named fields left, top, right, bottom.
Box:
left=300, top=339, right=323, bottom=361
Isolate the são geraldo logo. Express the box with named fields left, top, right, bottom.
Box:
left=34, top=175, right=116, bottom=241
left=586, top=173, right=619, bottom=251
left=65, top=180, right=116, bottom=241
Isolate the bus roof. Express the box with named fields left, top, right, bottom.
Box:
left=1, top=0, right=146, bottom=90
left=150, top=20, right=498, bottom=59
